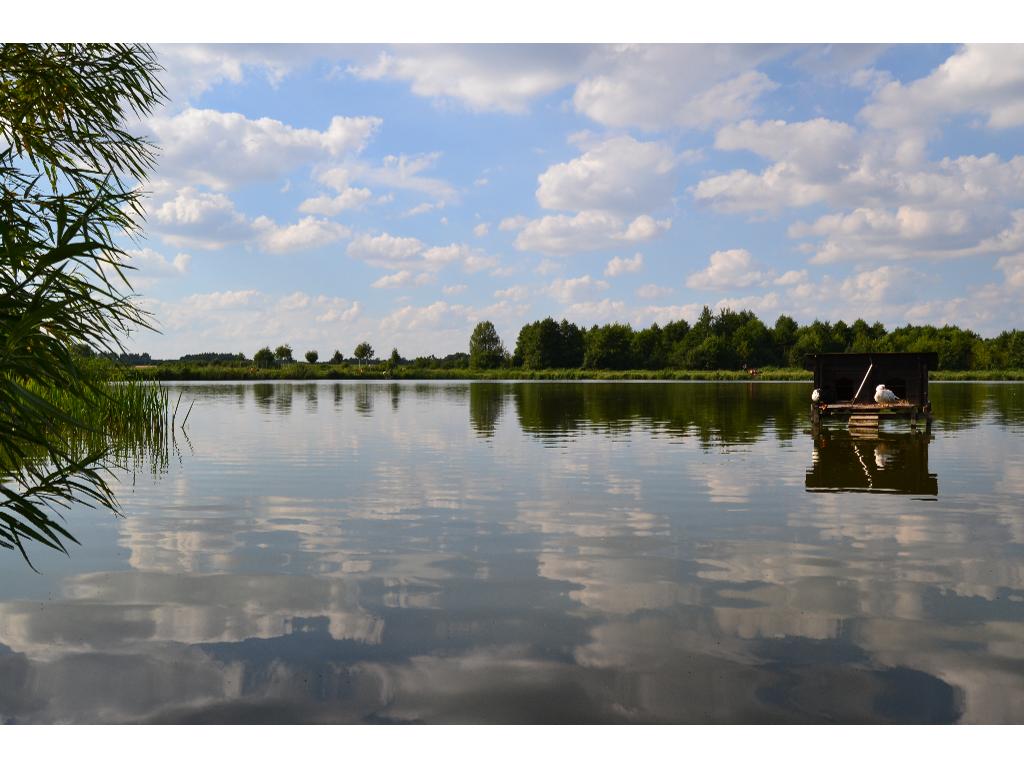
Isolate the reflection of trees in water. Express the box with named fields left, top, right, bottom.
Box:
left=931, top=383, right=1024, bottom=431
left=252, top=383, right=274, bottom=412
left=332, top=383, right=343, bottom=411
left=390, top=383, right=401, bottom=411
left=354, top=384, right=374, bottom=416
left=300, top=384, right=318, bottom=413
left=469, top=384, right=507, bottom=437
left=509, top=382, right=807, bottom=447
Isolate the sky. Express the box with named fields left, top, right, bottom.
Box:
left=118, top=43, right=1024, bottom=358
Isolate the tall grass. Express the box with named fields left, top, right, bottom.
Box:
left=2, top=370, right=172, bottom=565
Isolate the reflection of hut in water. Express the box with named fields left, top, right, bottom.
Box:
left=806, top=352, right=937, bottom=428
left=805, top=427, right=937, bottom=495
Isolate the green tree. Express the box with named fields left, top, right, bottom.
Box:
left=583, top=323, right=635, bottom=370
left=354, top=342, right=374, bottom=366
left=304, top=350, right=318, bottom=364
left=274, top=344, right=293, bottom=363
left=1, top=44, right=165, bottom=562
left=469, top=321, right=507, bottom=369
left=329, top=349, right=345, bottom=364
left=253, top=347, right=275, bottom=368
left=388, top=347, right=401, bottom=368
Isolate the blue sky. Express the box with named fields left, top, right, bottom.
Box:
left=121, top=43, right=1024, bottom=358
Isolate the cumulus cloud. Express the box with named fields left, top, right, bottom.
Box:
left=147, top=108, right=381, bottom=190
left=254, top=216, right=351, bottom=254
left=442, top=283, right=468, bottom=296
left=136, top=290, right=365, bottom=357
left=347, top=233, right=425, bottom=268
left=996, top=255, right=1024, bottom=290
left=536, top=136, right=679, bottom=213
left=514, top=211, right=671, bottom=255
left=862, top=45, right=1024, bottom=131
left=298, top=187, right=373, bottom=215
left=546, top=275, right=610, bottom=304
left=789, top=206, right=1024, bottom=264
left=572, top=45, right=783, bottom=131
left=473, top=222, right=490, bottom=237
left=636, top=283, right=673, bottom=299
left=686, top=249, right=766, bottom=290
left=123, top=248, right=192, bottom=281
left=347, top=45, right=594, bottom=113
left=494, top=285, right=531, bottom=301
left=605, top=253, right=644, bottom=277
left=347, top=234, right=499, bottom=280
left=337, top=152, right=457, bottom=203
left=154, top=44, right=343, bottom=104
left=370, top=270, right=432, bottom=289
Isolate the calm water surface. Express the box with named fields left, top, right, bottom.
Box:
left=2, top=381, right=1023, bottom=723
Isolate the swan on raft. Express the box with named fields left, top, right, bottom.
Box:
left=811, top=388, right=821, bottom=403
left=874, top=384, right=898, bottom=404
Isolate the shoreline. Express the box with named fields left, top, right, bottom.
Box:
left=134, top=366, right=1024, bottom=382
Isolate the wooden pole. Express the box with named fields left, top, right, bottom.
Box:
left=852, top=362, right=873, bottom=403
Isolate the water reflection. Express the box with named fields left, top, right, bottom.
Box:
left=806, top=427, right=938, bottom=495
left=1, top=381, right=1022, bottom=723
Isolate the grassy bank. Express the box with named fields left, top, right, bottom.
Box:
left=144, top=364, right=811, bottom=381
left=138, top=363, right=1024, bottom=382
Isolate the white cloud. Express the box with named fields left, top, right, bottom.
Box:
left=254, top=216, right=351, bottom=254
left=546, top=274, right=610, bottom=304
left=636, top=284, right=673, bottom=300
left=997, top=255, right=1024, bottom=290
left=148, top=184, right=254, bottom=249
left=514, top=211, right=670, bottom=255
left=347, top=234, right=498, bottom=277
left=347, top=233, right=425, bottom=268
left=536, top=136, right=678, bottom=213
left=347, top=45, right=593, bottom=113
left=714, top=118, right=859, bottom=180
left=124, top=248, right=192, bottom=280
left=371, top=272, right=411, bottom=289
left=298, top=187, right=373, bottom=215
left=774, top=269, right=808, bottom=286
left=277, top=291, right=311, bottom=311
left=572, top=45, right=783, bottom=131
left=148, top=184, right=349, bottom=253
left=605, top=253, right=644, bottom=277
left=788, top=205, right=1022, bottom=264
left=686, top=249, right=765, bottom=290
left=443, top=283, right=468, bottom=296
left=862, top=45, right=1024, bottom=131
left=342, top=152, right=457, bottom=203
left=148, top=108, right=381, bottom=190
left=154, top=44, right=340, bottom=104
left=499, top=215, right=530, bottom=231
left=562, top=298, right=629, bottom=326
left=535, top=258, right=562, bottom=275
left=404, top=201, right=446, bottom=217
left=494, top=285, right=530, bottom=301
left=473, top=222, right=490, bottom=237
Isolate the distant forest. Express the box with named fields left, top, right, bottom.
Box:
left=102, top=306, right=1024, bottom=372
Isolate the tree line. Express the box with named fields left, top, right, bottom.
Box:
left=466, top=307, right=1024, bottom=371
left=118, top=306, right=1024, bottom=373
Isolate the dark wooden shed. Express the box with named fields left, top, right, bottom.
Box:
left=804, top=351, right=937, bottom=426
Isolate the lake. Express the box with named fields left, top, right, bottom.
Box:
left=1, top=381, right=1023, bottom=723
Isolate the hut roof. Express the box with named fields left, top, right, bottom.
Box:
left=802, top=351, right=939, bottom=372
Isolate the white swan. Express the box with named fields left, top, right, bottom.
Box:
left=874, top=384, right=898, bottom=404
left=811, top=388, right=821, bottom=403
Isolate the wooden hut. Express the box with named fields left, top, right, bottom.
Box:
left=804, top=352, right=937, bottom=427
